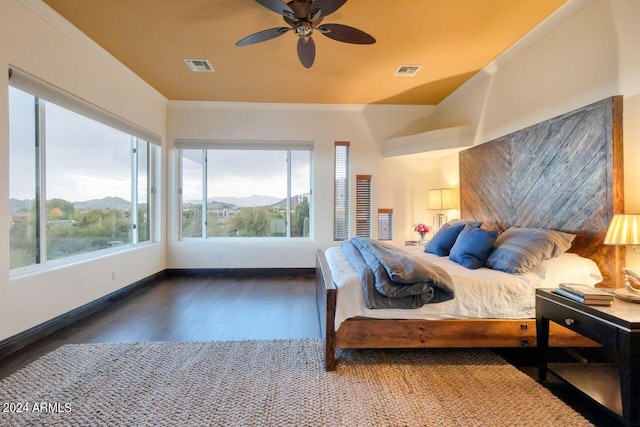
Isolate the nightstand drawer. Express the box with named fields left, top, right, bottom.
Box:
left=540, top=301, right=617, bottom=348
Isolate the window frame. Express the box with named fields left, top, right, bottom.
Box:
left=8, top=74, right=158, bottom=276
left=178, top=144, right=312, bottom=240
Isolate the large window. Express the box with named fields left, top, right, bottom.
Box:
left=8, top=70, right=158, bottom=271
left=179, top=144, right=311, bottom=239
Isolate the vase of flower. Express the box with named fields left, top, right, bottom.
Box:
left=414, top=223, right=430, bottom=243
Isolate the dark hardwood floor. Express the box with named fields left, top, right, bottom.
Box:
left=0, top=271, right=623, bottom=426
left=0, top=271, right=320, bottom=379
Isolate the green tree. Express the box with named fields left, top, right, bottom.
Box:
left=229, top=207, right=271, bottom=237
left=47, top=198, right=75, bottom=218
left=182, top=205, right=202, bottom=237
left=292, top=197, right=309, bottom=237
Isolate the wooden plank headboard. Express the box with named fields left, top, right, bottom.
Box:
left=459, top=96, right=624, bottom=287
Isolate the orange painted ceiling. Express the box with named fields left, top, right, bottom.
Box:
left=42, top=0, right=567, bottom=105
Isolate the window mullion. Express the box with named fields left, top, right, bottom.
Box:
left=286, top=151, right=291, bottom=238
left=178, top=148, right=184, bottom=240
left=202, top=150, right=207, bottom=238
left=131, top=137, right=139, bottom=245
left=147, top=144, right=153, bottom=242
left=36, top=98, right=47, bottom=264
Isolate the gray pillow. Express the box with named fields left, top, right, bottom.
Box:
left=485, top=227, right=575, bottom=274
left=446, top=219, right=482, bottom=228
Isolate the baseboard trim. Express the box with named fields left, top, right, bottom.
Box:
left=165, top=268, right=315, bottom=277
left=0, top=270, right=167, bottom=360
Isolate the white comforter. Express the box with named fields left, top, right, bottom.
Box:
left=324, top=245, right=602, bottom=330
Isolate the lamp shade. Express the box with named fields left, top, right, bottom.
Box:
left=441, top=188, right=456, bottom=210
left=428, top=188, right=456, bottom=210
left=604, top=214, right=640, bottom=245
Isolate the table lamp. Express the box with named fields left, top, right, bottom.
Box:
left=604, top=214, right=640, bottom=300
left=427, top=188, right=456, bottom=232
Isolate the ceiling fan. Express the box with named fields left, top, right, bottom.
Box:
left=236, top=0, right=376, bottom=68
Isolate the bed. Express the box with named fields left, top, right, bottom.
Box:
left=317, top=96, right=624, bottom=371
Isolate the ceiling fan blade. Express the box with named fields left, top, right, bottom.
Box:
left=283, top=15, right=296, bottom=27
left=297, top=37, right=316, bottom=68
left=254, top=0, right=294, bottom=17
left=311, top=0, right=348, bottom=17
left=318, top=23, right=375, bottom=44
left=236, top=27, right=291, bottom=46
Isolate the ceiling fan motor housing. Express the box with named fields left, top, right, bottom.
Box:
left=295, top=23, right=313, bottom=38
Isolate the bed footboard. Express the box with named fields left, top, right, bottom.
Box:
left=316, top=249, right=337, bottom=371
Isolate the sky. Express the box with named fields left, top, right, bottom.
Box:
left=9, top=86, right=310, bottom=204
left=9, top=87, right=132, bottom=202
left=181, top=149, right=310, bottom=203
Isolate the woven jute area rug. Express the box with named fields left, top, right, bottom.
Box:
left=0, top=339, right=591, bottom=426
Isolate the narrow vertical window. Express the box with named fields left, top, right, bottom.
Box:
left=355, top=175, right=371, bottom=238
left=334, top=141, right=350, bottom=241
left=378, top=209, right=393, bottom=240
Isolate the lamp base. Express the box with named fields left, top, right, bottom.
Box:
left=433, top=214, right=447, bottom=233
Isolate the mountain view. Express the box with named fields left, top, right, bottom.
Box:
left=206, top=195, right=282, bottom=208
left=10, top=196, right=132, bottom=213
left=10, top=192, right=309, bottom=269
left=11, top=194, right=299, bottom=214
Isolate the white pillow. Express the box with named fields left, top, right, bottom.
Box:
left=529, top=252, right=603, bottom=286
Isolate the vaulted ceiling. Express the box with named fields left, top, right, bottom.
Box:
left=42, top=0, right=567, bottom=104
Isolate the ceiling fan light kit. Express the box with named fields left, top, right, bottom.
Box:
left=236, top=0, right=376, bottom=68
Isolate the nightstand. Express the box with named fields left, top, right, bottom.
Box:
left=536, top=288, right=640, bottom=426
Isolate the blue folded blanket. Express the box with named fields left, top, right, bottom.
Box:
left=342, top=237, right=454, bottom=309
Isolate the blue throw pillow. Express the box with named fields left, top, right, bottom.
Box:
left=449, top=225, right=498, bottom=269
left=424, top=220, right=482, bottom=257
left=424, top=224, right=466, bottom=256
left=485, top=227, right=575, bottom=274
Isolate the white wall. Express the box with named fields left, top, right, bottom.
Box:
left=434, top=0, right=640, bottom=270
left=0, top=0, right=168, bottom=341
left=167, top=102, right=442, bottom=268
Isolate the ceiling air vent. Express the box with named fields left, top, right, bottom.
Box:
left=394, top=65, right=422, bottom=77
left=184, top=59, right=214, bottom=72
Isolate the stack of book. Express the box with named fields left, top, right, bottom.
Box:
left=553, top=283, right=614, bottom=306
